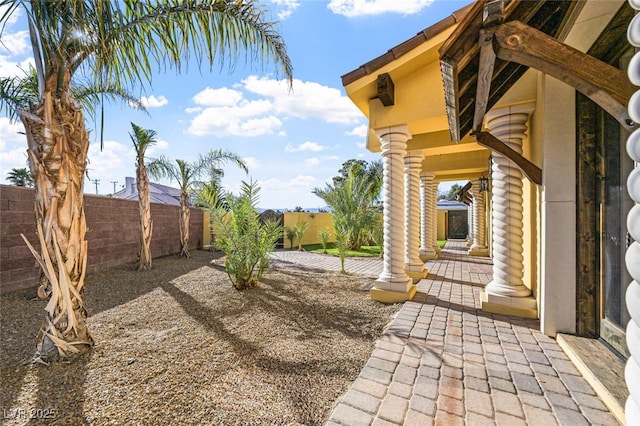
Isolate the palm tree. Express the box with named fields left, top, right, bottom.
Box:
left=313, top=160, right=382, bottom=250
left=149, top=150, right=248, bottom=258
left=6, top=167, right=34, bottom=187
left=129, top=123, right=157, bottom=272
left=0, top=0, right=292, bottom=363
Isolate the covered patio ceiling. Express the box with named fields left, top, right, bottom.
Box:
left=438, top=0, right=637, bottom=185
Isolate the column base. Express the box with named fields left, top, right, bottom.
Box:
left=406, top=267, right=428, bottom=284
left=419, top=249, right=437, bottom=261
left=371, top=285, right=417, bottom=304
left=468, top=246, right=489, bottom=257
left=480, top=291, right=538, bottom=319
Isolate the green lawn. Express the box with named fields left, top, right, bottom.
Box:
left=301, top=240, right=448, bottom=256
left=302, top=243, right=381, bottom=257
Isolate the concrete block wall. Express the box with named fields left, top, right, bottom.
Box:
left=0, top=185, right=203, bottom=294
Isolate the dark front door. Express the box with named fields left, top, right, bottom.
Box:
left=575, top=4, right=634, bottom=358
left=447, top=210, right=468, bottom=239
left=576, top=93, right=632, bottom=357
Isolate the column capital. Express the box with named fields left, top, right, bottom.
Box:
left=374, top=124, right=412, bottom=142
left=404, top=150, right=424, bottom=170
left=420, top=172, right=436, bottom=180
left=485, top=101, right=536, bottom=124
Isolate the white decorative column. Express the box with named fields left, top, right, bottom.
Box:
left=431, top=180, right=441, bottom=253
left=420, top=172, right=437, bottom=261
left=469, top=179, right=489, bottom=256
left=371, top=125, right=416, bottom=303
left=481, top=103, right=537, bottom=318
left=625, top=7, right=640, bottom=423
left=404, top=151, right=428, bottom=283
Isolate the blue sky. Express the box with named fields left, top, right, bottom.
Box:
left=0, top=0, right=468, bottom=209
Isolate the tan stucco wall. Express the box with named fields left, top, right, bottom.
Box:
left=283, top=212, right=335, bottom=248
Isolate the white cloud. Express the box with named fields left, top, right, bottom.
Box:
left=193, top=87, right=243, bottom=107
left=288, top=175, right=317, bottom=187
left=328, top=0, right=434, bottom=17
left=140, top=95, right=169, bottom=108
left=0, top=56, right=34, bottom=78
left=284, top=141, right=325, bottom=153
left=187, top=99, right=276, bottom=137
left=243, top=157, right=261, bottom=169
left=185, top=107, right=202, bottom=114
left=347, top=124, right=368, bottom=137
left=146, top=138, right=169, bottom=156
left=239, top=116, right=282, bottom=137
left=356, top=141, right=366, bottom=148
left=0, top=147, right=29, bottom=179
left=305, top=157, right=321, bottom=167
left=0, top=118, right=25, bottom=147
left=242, top=75, right=363, bottom=124
left=270, top=0, right=300, bottom=20
left=0, top=30, right=29, bottom=56
left=86, top=140, right=134, bottom=181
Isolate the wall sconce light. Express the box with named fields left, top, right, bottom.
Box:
left=479, top=176, right=489, bottom=192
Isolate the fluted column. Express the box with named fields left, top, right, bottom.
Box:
left=431, top=180, right=441, bottom=253
left=469, top=179, right=489, bottom=256
left=371, top=125, right=416, bottom=303
left=481, top=103, right=537, bottom=318
left=625, top=7, right=640, bottom=423
left=405, top=152, right=428, bottom=282
left=420, top=173, right=437, bottom=261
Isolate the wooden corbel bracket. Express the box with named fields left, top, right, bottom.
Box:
left=474, top=131, right=542, bottom=185
left=492, top=20, right=637, bottom=131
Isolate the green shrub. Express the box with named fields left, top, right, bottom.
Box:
left=318, top=228, right=331, bottom=254
left=285, top=226, right=296, bottom=250
left=294, top=220, right=309, bottom=251
left=334, top=227, right=351, bottom=274
left=214, top=181, right=281, bottom=290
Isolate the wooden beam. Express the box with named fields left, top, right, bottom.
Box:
left=473, top=28, right=497, bottom=133
left=474, top=131, right=542, bottom=185
left=493, top=20, right=637, bottom=131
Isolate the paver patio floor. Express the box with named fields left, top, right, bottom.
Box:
left=273, top=241, right=621, bottom=425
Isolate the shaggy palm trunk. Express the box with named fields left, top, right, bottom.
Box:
left=136, top=163, right=153, bottom=271
left=180, top=191, right=190, bottom=258
left=19, top=76, right=94, bottom=362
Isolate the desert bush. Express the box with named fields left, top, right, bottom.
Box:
left=214, top=181, right=281, bottom=290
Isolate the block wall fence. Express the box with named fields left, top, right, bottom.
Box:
left=1, top=185, right=204, bottom=295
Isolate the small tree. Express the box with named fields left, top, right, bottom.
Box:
left=214, top=181, right=281, bottom=290
left=334, top=227, right=351, bottom=274
left=285, top=226, right=296, bottom=250
left=294, top=220, right=309, bottom=251
left=149, top=149, right=247, bottom=258
left=318, top=228, right=331, bottom=254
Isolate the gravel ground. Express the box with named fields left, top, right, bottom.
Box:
left=1, top=250, right=401, bottom=425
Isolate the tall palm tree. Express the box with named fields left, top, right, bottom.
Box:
left=0, top=0, right=292, bottom=363
left=6, top=167, right=34, bottom=187
left=129, top=123, right=157, bottom=272
left=149, top=149, right=248, bottom=257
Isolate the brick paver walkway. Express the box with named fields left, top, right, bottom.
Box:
left=271, top=241, right=620, bottom=425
